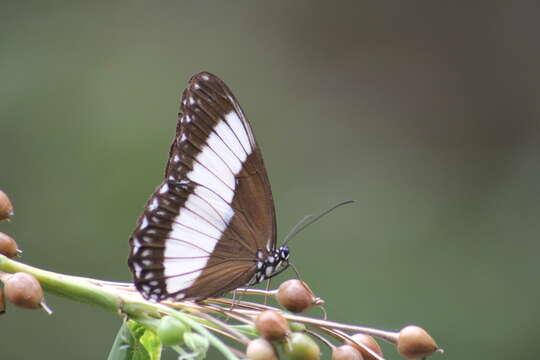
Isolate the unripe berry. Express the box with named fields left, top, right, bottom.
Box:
left=156, top=315, right=190, bottom=346
left=276, top=280, right=321, bottom=313
left=284, top=332, right=320, bottom=360
left=332, top=345, right=363, bottom=360
left=0, top=190, right=13, bottom=221
left=255, top=310, right=290, bottom=341
left=3, top=272, right=48, bottom=312
left=346, top=334, right=382, bottom=360
left=0, top=232, right=19, bottom=258
left=246, top=338, right=279, bottom=360
left=397, top=326, right=439, bottom=359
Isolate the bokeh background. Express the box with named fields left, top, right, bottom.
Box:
left=1, top=1, right=539, bottom=359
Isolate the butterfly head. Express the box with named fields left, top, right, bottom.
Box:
left=269, top=246, right=290, bottom=279
left=252, top=246, right=291, bottom=284
left=278, top=246, right=290, bottom=262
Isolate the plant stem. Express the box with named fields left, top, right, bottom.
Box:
left=0, top=255, right=240, bottom=360
left=0, top=254, right=123, bottom=311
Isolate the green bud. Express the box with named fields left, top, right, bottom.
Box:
left=285, top=332, right=320, bottom=360
left=156, top=316, right=189, bottom=346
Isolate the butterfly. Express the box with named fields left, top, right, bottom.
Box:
left=128, top=72, right=289, bottom=301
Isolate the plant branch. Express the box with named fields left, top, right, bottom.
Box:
left=0, top=254, right=239, bottom=360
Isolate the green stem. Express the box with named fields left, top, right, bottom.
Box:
left=0, top=254, right=121, bottom=312
left=0, top=255, right=240, bottom=360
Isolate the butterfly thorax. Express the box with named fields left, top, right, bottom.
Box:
left=251, top=246, right=290, bottom=285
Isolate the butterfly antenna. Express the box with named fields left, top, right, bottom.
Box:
left=281, top=214, right=314, bottom=245
left=282, top=200, right=355, bottom=246
left=288, top=262, right=303, bottom=280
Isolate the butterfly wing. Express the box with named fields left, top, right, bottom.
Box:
left=128, top=72, right=276, bottom=301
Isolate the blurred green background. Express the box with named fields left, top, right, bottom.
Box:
left=1, top=1, right=539, bottom=359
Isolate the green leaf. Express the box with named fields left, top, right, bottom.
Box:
left=107, top=320, right=162, bottom=360
left=107, top=321, right=146, bottom=360
left=140, top=328, right=163, bottom=360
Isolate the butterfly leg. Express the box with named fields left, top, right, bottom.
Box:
left=288, top=262, right=312, bottom=295
left=222, top=290, right=237, bottom=323
left=228, top=287, right=248, bottom=313
left=223, top=290, right=240, bottom=323
left=267, top=261, right=291, bottom=280
left=229, top=289, right=238, bottom=311
left=264, top=278, right=272, bottom=305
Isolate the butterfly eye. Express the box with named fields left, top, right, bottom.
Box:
left=279, top=246, right=290, bottom=260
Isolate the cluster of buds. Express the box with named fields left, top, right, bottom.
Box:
left=0, top=189, right=441, bottom=360
left=147, top=278, right=441, bottom=360
left=0, top=190, right=51, bottom=315
left=244, top=280, right=438, bottom=360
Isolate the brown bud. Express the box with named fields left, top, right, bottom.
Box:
left=0, top=289, right=6, bottom=315
left=346, top=334, right=383, bottom=360
left=397, top=325, right=439, bottom=359
left=0, top=190, right=14, bottom=221
left=0, top=232, right=19, bottom=258
left=246, top=338, right=279, bottom=360
left=3, top=272, right=50, bottom=313
left=276, top=279, right=321, bottom=313
left=255, top=310, right=290, bottom=341
left=332, top=345, right=363, bottom=360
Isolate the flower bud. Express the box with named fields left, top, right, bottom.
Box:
left=284, top=332, right=320, bottom=360
left=3, top=272, right=49, bottom=312
left=397, top=325, right=439, bottom=359
left=0, top=190, right=13, bottom=221
left=276, top=280, right=321, bottom=313
left=332, top=345, right=363, bottom=360
left=156, top=315, right=190, bottom=346
left=0, top=232, right=20, bottom=258
left=246, top=338, right=279, bottom=360
left=255, top=310, right=290, bottom=341
left=345, top=334, right=382, bottom=360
